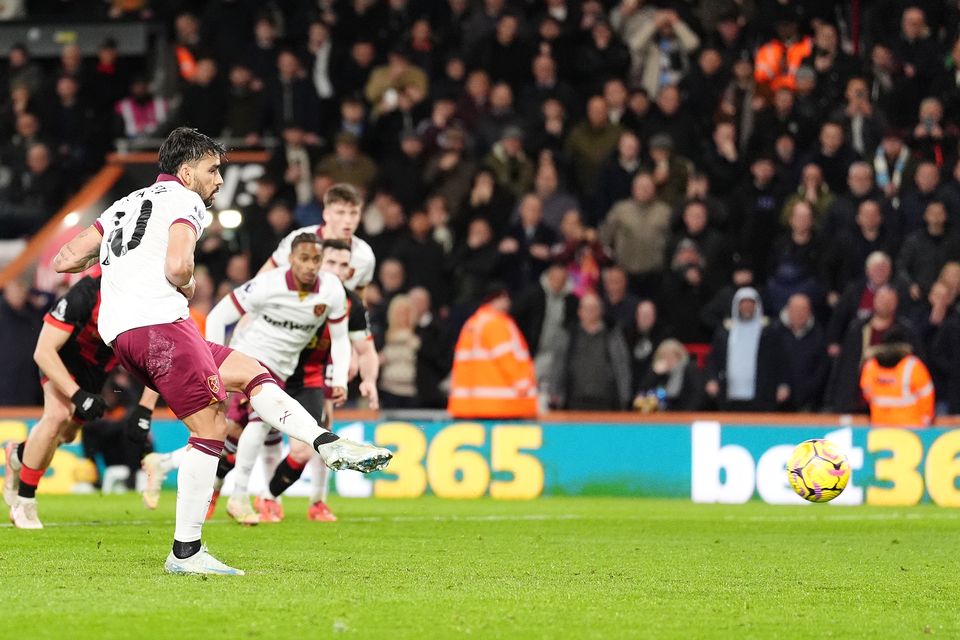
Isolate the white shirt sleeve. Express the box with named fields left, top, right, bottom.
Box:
left=170, top=191, right=206, bottom=238
left=229, top=275, right=270, bottom=315
left=205, top=294, right=243, bottom=345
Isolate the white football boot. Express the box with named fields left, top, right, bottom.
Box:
left=141, top=452, right=167, bottom=510
left=316, top=438, right=392, bottom=473
left=10, top=499, right=43, bottom=529
left=3, top=441, right=21, bottom=507
left=164, top=545, right=244, bottom=576
left=226, top=495, right=260, bottom=525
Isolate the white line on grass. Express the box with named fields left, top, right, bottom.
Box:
left=0, top=513, right=584, bottom=529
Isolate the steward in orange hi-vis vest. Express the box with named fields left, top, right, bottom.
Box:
left=860, top=329, right=934, bottom=427
left=448, top=288, right=537, bottom=419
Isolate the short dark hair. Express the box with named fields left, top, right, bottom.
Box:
left=323, top=183, right=361, bottom=208
left=158, top=127, right=226, bottom=175
left=321, top=238, right=352, bottom=254
left=291, top=232, right=321, bottom=252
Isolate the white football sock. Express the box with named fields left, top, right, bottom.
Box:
left=248, top=384, right=329, bottom=447
left=260, top=430, right=283, bottom=484
left=231, top=420, right=268, bottom=500
left=160, top=446, right=187, bottom=473
left=307, top=454, right=330, bottom=503
left=174, top=446, right=219, bottom=543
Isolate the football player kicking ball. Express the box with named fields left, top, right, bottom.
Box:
left=3, top=274, right=159, bottom=529
left=253, top=237, right=379, bottom=522
left=257, top=183, right=378, bottom=518
left=52, top=128, right=391, bottom=575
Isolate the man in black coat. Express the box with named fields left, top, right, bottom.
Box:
left=774, top=293, right=829, bottom=411
left=826, top=285, right=919, bottom=413
left=512, top=261, right=578, bottom=376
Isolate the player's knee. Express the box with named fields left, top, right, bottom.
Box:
left=59, top=423, right=79, bottom=444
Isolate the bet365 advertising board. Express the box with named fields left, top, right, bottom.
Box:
left=2, top=417, right=959, bottom=506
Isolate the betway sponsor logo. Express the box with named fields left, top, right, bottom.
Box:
left=262, top=314, right=315, bottom=332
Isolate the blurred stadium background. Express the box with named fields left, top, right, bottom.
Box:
left=0, top=0, right=959, bottom=542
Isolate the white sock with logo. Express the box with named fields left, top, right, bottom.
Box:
left=173, top=440, right=221, bottom=545
left=247, top=383, right=331, bottom=447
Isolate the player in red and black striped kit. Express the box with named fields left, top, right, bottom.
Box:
left=2, top=275, right=158, bottom=528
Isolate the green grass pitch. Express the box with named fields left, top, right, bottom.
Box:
left=1, top=495, right=958, bottom=639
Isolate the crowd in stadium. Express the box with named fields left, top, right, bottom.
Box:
left=2, top=0, right=960, bottom=417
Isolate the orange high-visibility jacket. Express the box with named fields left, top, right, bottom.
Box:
left=448, top=304, right=537, bottom=419
left=754, top=37, right=812, bottom=91
left=860, top=355, right=935, bottom=427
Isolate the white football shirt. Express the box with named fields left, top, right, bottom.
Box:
left=227, top=268, right=347, bottom=381
left=270, top=225, right=375, bottom=291
left=95, top=176, right=206, bottom=344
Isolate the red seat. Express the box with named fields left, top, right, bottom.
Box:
left=684, top=343, right=711, bottom=370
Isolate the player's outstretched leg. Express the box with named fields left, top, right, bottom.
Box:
left=219, top=353, right=392, bottom=473
left=141, top=446, right=187, bottom=510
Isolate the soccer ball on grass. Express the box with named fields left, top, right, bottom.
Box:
left=786, top=439, right=850, bottom=503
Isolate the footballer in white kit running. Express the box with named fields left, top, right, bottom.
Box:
left=257, top=183, right=379, bottom=520
left=51, top=128, right=391, bottom=576
left=206, top=235, right=353, bottom=523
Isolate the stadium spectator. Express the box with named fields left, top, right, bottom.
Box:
left=512, top=261, right=577, bottom=381
left=294, top=172, right=333, bottom=227
left=821, top=162, right=887, bottom=239
left=484, top=125, right=534, bottom=199
left=377, top=129, right=427, bottom=214
left=636, top=338, right=704, bottom=412
left=831, top=77, right=886, bottom=160
left=424, top=125, right=476, bottom=221
left=576, top=25, right=630, bottom=97
left=519, top=54, right=577, bottom=123
left=114, top=77, right=170, bottom=140
left=642, top=85, right=698, bottom=161
left=624, top=7, right=699, bottom=97
left=5, top=43, right=42, bottom=96
left=646, top=133, right=689, bottom=209
left=499, top=194, right=556, bottom=293
left=898, top=162, right=960, bottom=237
left=898, top=201, right=955, bottom=303
left=0, top=280, right=43, bottom=405
left=365, top=48, right=429, bottom=119
left=823, top=199, right=899, bottom=302
left=267, top=125, right=319, bottom=206
left=378, top=294, right=421, bottom=409
left=774, top=293, right=829, bottom=412
left=408, top=287, right=451, bottom=409
left=177, top=57, right=226, bottom=138
left=705, top=287, right=788, bottom=411
left=448, top=285, right=537, bottom=419
left=780, top=163, right=834, bottom=227
left=600, top=265, right=638, bottom=329
left=860, top=328, right=935, bottom=427
left=658, top=240, right=711, bottom=343
left=595, top=130, right=642, bottom=220
left=765, top=200, right=825, bottom=315
left=460, top=166, right=513, bottom=239
left=221, top=64, right=264, bottom=144
left=531, top=160, right=578, bottom=233
left=8, top=143, right=64, bottom=230
left=600, top=172, right=671, bottom=296
left=826, top=251, right=908, bottom=355
left=550, top=291, right=632, bottom=410
left=827, top=285, right=918, bottom=413
left=565, top=95, right=622, bottom=200
left=666, top=199, right=730, bottom=295
left=316, top=131, right=378, bottom=192
left=622, top=299, right=670, bottom=391
left=391, top=209, right=446, bottom=300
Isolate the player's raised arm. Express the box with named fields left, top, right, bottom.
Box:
left=353, top=335, right=380, bottom=410
left=52, top=224, right=103, bottom=273
left=166, top=223, right=197, bottom=299
left=327, top=291, right=351, bottom=406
